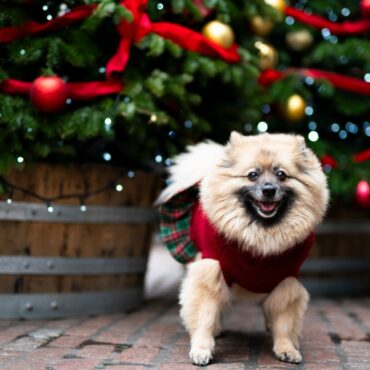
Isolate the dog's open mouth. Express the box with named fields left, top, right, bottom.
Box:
left=255, top=200, right=281, bottom=218
left=237, top=186, right=294, bottom=225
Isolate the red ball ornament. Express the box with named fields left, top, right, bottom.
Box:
left=356, top=180, right=370, bottom=208
left=30, top=76, right=68, bottom=114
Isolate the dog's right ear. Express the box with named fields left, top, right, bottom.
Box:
left=229, top=131, right=245, bottom=146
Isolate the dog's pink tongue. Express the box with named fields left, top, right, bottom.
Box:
left=260, top=202, right=276, bottom=212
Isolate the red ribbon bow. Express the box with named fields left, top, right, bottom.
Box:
left=107, top=0, right=240, bottom=77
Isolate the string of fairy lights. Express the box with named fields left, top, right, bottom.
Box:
left=0, top=169, right=136, bottom=213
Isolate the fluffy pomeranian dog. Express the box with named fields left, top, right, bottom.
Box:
left=156, top=132, right=329, bottom=366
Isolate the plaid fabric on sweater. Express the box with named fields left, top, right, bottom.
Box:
left=159, top=186, right=198, bottom=264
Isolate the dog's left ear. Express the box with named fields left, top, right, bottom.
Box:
left=296, top=135, right=309, bottom=157
left=296, top=135, right=319, bottom=169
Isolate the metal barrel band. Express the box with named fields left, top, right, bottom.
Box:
left=0, top=201, right=159, bottom=224
left=0, top=290, right=143, bottom=319
left=306, top=221, right=370, bottom=295
left=1, top=201, right=368, bottom=229
left=316, top=221, right=370, bottom=234
left=302, top=279, right=370, bottom=296
left=302, top=258, right=370, bottom=273
left=0, top=256, right=147, bottom=275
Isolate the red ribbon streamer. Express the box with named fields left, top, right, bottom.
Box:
left=0, top=78, right=124, bottom=100
left=0, top=5, right=96, bottom=43
left=304, top=69, right=370, bottom=95
left=67, top=80, right=124, bottom=100
left=259, top=69, right=370, bottom=95
left=152, top=23, right=240, bottom=61
left=354, top=149, right=370, bottom=163
left=285, top=6, right=370, bottom=35
left=0, top=79, right=32, bottom=94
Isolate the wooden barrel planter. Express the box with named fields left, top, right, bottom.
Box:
left=0, top=164, right=159, bottom=319
left=301, top=205, right=370, bottom=295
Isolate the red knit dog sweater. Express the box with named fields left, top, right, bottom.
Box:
left=190, top=202, right=315, bottom=293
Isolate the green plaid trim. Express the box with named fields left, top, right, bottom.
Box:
left=159, top=186, right=198, bottom=264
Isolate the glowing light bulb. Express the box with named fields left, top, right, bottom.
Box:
left=257, top=121, right=268, bottom=132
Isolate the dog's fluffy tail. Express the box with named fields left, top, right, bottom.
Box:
left=155, top=140, right=224, bottom=205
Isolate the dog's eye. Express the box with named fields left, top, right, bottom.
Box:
left=276, top=170, right=287, bottom=181
left=247, top=171, right=259, bottom=181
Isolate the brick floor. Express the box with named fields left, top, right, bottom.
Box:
left=0, top=297, right=369, bottom=369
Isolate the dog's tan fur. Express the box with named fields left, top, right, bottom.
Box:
left=158, top=132, right=329, bottom=366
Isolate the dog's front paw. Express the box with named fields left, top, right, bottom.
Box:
left=189, top=347, right=213, bottom=366
left=274, top=346, right=302, bottom=364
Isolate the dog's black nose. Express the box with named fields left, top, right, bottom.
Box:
left=262, top=183, right=277, bottom=198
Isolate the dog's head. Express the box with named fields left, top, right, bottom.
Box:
left=200, top=132, right=329, bottom=256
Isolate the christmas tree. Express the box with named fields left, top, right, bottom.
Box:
left=0, top=0, right=369, bottom=206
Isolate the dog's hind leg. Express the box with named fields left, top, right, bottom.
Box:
left=179, top=258, right=230, bottom=366
left=263, top=277, right=309, bottom=364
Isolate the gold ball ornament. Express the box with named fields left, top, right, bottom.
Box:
left=250, top=16, right=274, bottom=36
left=281, top=94, right=306, bottom=122
left=201, top=20, right=235, bottom=48
left=286, top=30, right=314, bottom=52
left=255, top=41, right=278, bottom=70
left=264, top=0, right=286, bottom=13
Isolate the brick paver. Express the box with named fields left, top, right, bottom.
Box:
left=0, top=297, right=369, bottom=369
